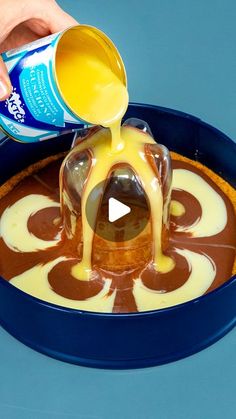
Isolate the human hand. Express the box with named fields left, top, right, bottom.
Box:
left=0, top=0, right=77, bottom=100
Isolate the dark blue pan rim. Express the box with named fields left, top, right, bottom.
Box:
left=0, top=269, right=235, bottom=318
left=132, top=102, right=236, bottom=144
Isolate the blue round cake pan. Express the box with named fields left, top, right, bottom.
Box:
left=0, top=103, right=235, bottom=369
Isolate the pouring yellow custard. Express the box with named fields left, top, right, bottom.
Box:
left=55, top=26, right=174, bottom=281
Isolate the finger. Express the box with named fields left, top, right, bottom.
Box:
left=0, top=0, right=33, bottom=45
left=45, top=2, right=78, bottom=33
left=0, top=0, right=77, bottom=47
left=0, top=23, right=41, bottom=53
left=0, top=56, right=12, bottom=101
left=23, top=19, right=51, bottom=37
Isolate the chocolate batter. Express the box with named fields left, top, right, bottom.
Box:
left=0, top=151, right=235, bottom=313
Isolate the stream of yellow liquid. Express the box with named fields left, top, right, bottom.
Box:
left=56, top=35, right=174, bottom=280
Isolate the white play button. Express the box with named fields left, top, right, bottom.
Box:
left=85, top=177, right=150, bottom=241
left=108, top=197, right=131, bottom=223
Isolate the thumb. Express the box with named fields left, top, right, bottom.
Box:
left=46, top=3, right=78, bottom=33
left=0, top=56, right=12, bottom=101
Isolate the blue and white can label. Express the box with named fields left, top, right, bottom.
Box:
left=0, top=32, right=88, bottom=143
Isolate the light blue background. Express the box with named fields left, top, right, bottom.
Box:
left=0, top=1, right=235, bottom=418
left=67, top=0, right=236, bottom=140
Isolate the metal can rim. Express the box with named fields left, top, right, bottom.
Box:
left=52, top=24, right=128, bottom=125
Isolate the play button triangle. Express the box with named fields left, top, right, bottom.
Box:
left=108, top=197, right=131, bottom=223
